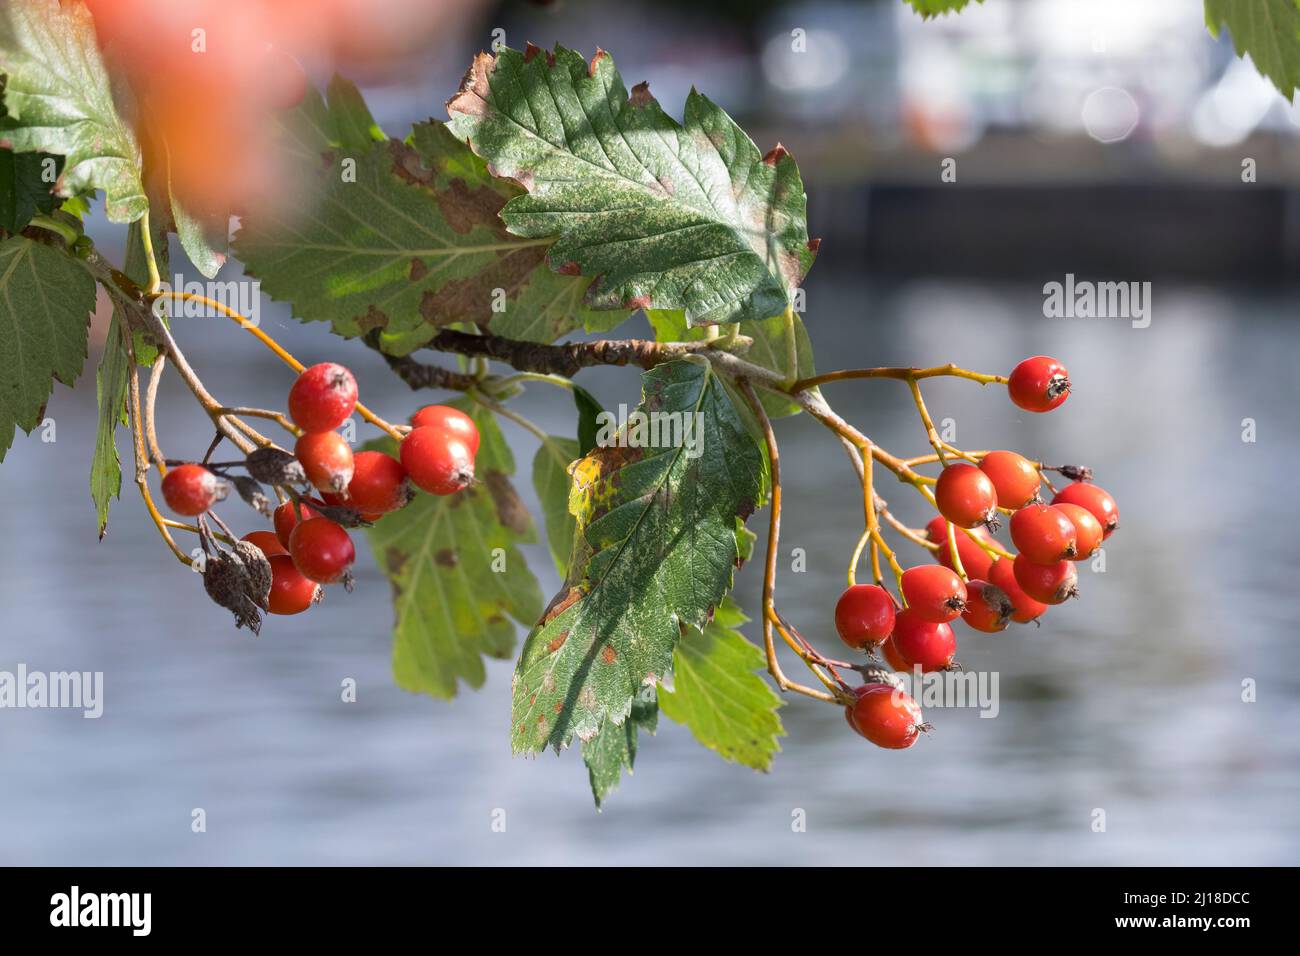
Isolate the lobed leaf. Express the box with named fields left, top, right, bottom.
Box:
left=0, top=235, right=96, bottom=461
left=1205, top=0, right=1300, bottom=100
left=0, top=0, right=146, bottom=222
left=658, top=598, right=785, bottom=771
left=510, top=357, right=767, bottom=754
left=582, top=689, right=658, bottom=808
left=447, top=44, right=818, bottom=328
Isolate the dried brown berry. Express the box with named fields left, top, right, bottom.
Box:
left=245, top=447, right=307, bottom=486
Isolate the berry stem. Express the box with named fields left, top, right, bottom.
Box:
left=123, top=346, right=190, bottom=565
left=792, top=363, right=1009, bottom=392
left=906, top=376, right=949, bottom=466
left=946, top=521, right=968, bottom=580
left=736, top=380, right=838, bottom=704
left=143, top=354, right=168, bottom=474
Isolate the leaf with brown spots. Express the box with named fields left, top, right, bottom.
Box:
left=234, top=102, right=628, bottom=351
left=510, top=358, right=767, bottom=759
left=362, top=401, right=542, bottom=699
left=446, top=45, right=818, bottom=327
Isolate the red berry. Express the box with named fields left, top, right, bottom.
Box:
left=409, top=405, right=481, bottom=457
left=1010, top=503, right=1078, bottom=563
left=846, top=683, right=925, bottom=750
left=161, top=464, right=226, bottom=516
left=241, top=530, right=287, bottom=557
left=267, top=554, right=321, bottom=614
left=900, top=565, right=967, bottom=623
left=934, top=462, right=998, bottom=529
left=988, top=557, right=1048, bottom=623
left=1013, top=555, right=1078, bottom=605
left=295, top=431, right=355, bottom=495
left=287, top=363, right=358, bottom=433
left=979, top=450, right=1041, bottom=509
left=1051, top=482, right=1119, bottom=538
left=925, top=516, right=994, bottom=580
left=263, top=47, right=309, bottom=111
left=343, top=450, right=411, bottom=514
left=1055, top=502, right=1103, bottom=560
left=833, top=584, right=896, bottom=649
left=400, top=427, right=474, bottom=495
left=961, top=580, right=1015, bottom=633
left=881, top=636, right=910, bottom=672
left=1008, top=355, right=1070, bottom=413
left=273, top=500, right=318, bottom=549
left=288, top=517, right=355, bottom=584
left=891, top=608, right=956, bottom=672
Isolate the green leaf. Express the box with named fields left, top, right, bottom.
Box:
left=168, top=186, right=227, bottom=279
left=581, top=689, right=657, bottom=808
left=234, top=117, right=628, bottom=353
left=90, top=316, right=128, bottom=536
left=572, top=384, right=603, bottom=456
left=532, top=434, right=579, bottom=577
left=646, top=307, right=813, bottom=418
left=1205, top=0, right=1300, bottom=100
left=364, top=401, right=543, bottom=699
left=0, top=149, right=61, bottom=233
left=447, top=45, right=818, bottom=328
left=0, top=0, right=147, bottom=222
left=0, top=235, right=95, bottom=461
left=904, top=0, right=984, bottom=18
left=658, top=598, right=785, bottom=771
left=510, top=357, right=767, bottom=754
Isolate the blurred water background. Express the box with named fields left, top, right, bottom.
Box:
left=1, top=0, right=1298, bottom=864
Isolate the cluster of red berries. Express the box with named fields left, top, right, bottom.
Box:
left=158, top=362, right=481, bottom=627
left=840, top=356, right=1120, bottom=749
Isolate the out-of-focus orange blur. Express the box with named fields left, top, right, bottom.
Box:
left=84, top=0, right=467, bottom=217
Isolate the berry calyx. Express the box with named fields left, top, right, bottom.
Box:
left=1051, top=482, right=1119, bottom=539
left=273, top=500, right=318, bottom=549
left=343, top=450, right=412, bottom=515
left=1012, top=555, right=1079, bottom=605
left=241, top=530, right=287, bottom=558
left=1008, top=355, right=1070, bottom=413
left=1010, top=503, right=1078, bottom=563
left=900, top=565, right=967, bottom=623
left=961, top=580, right=1015, bottom=633
left=925, top=516, right=995, bottom=581
left=288, top=517, right=356, bottom=585
left=287, top=363, right=358, bottom=433
left=979, top=450, right=1041, bottom=509
left=988, top=557, right=1048, bottom=623
left=846, top=683, right=925, bottom=750
left=891, top=608, right=957, bottom=672
left=400, top=427, right=475, bottom=496
left=934, top=462, right=998, bottom=529
left=161, top=464, right=227, bottom=516
left=266, top=554, right=321, bottom=615
left=1054, top=502, right=1104, bottom=560
left=409, top=405, right=481, bottom=457
left=834, top=583, right=896, bottom=649
left=295, top=431, right=355, bottom=495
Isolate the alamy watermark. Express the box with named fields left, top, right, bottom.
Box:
left=594, top=404, right=705, bottom=459
left=152, top=273, right=261, bottom=327
left=895, top=666, right=999, bottom=718
left=0, top=664, right=103, bottom=718
left=1043, top=273, right=1151, bottom=328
